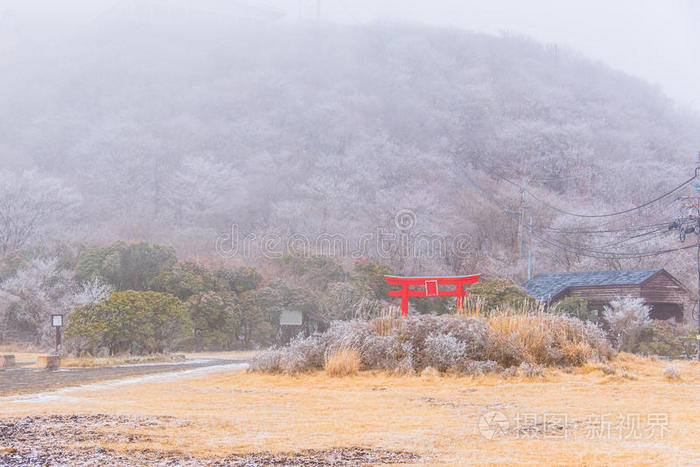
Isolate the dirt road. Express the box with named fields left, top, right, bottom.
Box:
left=0, top=359, right=244, bottom=397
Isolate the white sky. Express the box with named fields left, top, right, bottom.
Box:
left=3, top=0, right=700, bottom=113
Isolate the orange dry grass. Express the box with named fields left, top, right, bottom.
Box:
left=3, top=356, right=700, bottom=464
left=487, top=311, right=602, bottom=364
left=60, top=354, right=181, bottom=369
left=59, top=351, right=260, bottom=368
left=324, top=348, right=361, bottom=377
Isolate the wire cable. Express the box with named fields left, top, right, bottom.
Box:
left=463, top=170, right=693, bottom=260
left=543, top=222, right=672, bottom=235
left=494, top=173, right=695, bottom=218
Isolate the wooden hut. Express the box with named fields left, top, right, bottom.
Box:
left=523, top=269, right=688, bottom=321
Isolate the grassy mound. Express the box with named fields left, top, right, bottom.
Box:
left=250, top=311, right=614, bottom=375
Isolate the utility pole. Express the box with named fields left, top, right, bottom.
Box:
left=516, top=186, right=525, bottom=263
left=528, top=215, right=533, bottom=280
left=695, top=151, right=700, bottom=361
left=671, top=151, right=700, bottom=360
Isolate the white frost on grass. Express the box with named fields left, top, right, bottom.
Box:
left=2, top=362, right=248, bottom=404
left=114, top=359, right=219, bottom=368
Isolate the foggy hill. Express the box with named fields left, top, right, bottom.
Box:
left=1, top=18, right=699, bottom=279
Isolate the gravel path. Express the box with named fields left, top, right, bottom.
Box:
left=0, top=360, right=242, bottom=397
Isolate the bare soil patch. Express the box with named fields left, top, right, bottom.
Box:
left=0, top=415, right=420, bottom=466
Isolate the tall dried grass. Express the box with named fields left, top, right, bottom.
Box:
left=250, top=307, right=613, bottom=375
left=486, top=310, right=612, bottom=366
left=458, top=295, right=485, bottom=317
left=324, top=348, right=361, bottom=377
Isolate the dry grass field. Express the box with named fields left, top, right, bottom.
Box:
left=2, top=353, right=700, bottom=465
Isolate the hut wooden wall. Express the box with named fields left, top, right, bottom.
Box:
left=640, top=272, right=687, bottom=304
left=561, top=285, right=641, bottom=307
left=557, top=271, right=688, bottom=321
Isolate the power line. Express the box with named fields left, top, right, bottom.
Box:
left=463, top=170, right=691, bottom=260
left=531, top=230, right=695, bottom=259
left=494, top=173, right=695, bottom=218
left=543, top=222, right=671, bottom=235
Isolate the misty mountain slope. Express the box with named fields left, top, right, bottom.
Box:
left=1, top=20, right=699, bottom=278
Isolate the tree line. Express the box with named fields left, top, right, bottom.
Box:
left=0, top=241, right=397, bottom=355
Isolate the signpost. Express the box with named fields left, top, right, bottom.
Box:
left=51, top=314, right=64, bottom=355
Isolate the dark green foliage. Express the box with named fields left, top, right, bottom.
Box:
left=186, top=291, right=239, bottom=350
left=351, top=258, right=393, bottom=300
left=150, top=262, right=221, bottom=300
left=551, top=297, right=597, bottom=323
left=468, top=279, right=536, bottom=312
left=237, top=290, right=276, bottom=349
left=66, top=291, right=191, bottom=355
left=277, top=254, right=345, bottom=290
left=215, top=266, right=263, bottom=294
left=74, top=242, right=177, bottom=291
left=239, top=279, right=319, bottom=347
left=411, top=296, right=453, bottom=315
left=624, top=320, right=686, bottom=358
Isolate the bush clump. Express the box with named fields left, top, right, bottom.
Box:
left=625, top=320, right=687, bottom=358
left=551, top=297, right=597, bottom=324
left=467, top=279, right=536, bottom=313
left=249, top=311, right=613, bottom=375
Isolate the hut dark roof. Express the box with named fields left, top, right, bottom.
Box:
left=522, top=269, right=663, bottom=301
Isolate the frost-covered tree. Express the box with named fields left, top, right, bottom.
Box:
left=72, top=278, right=113, bottom=307
left=602, top=296, right=652, bottom=349
left=0, top=258, right=75, bottom=345
left=0, top=171, right=79, bottom=254
left=164, top=156, right=242, bottom=227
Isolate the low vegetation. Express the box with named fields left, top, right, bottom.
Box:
left=324, top=348, right=361, bottom=377
left=250, top=310, right=613, bottom=375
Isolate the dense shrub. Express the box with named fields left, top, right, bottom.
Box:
left=277, top=254, right=345, bottom=290
left=422, top=333, right=467, bottom=371
left=277, top=334, right=325, bottom=374
left=467, top=279, right=536, bottom=313
left=249, top=312, right=613, bottom=375
left=149, top=262, right=221, bottom=300
left=351, top=258, right=393, bottom=301
left=66, top=291, right=191, bottom=355
left=551, top=297, right=597, bottom=324
left=186, top=291, right=239, bottom=350
left=486, top=312, right=611, bottom=367
left=215, top=267, right=263, bottom=294
left=248, top=347, right=282, bottom=372
left=74, top=242, right=177, bottom=291
left=625, top=320, right=686, bottom=358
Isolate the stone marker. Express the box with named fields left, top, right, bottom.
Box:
left=0, top=355, right=15, bottom=369
left=37, top=355, right=61, bottom=370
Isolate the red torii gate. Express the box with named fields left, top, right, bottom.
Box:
left=385, top=274, right=481, bottom=316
